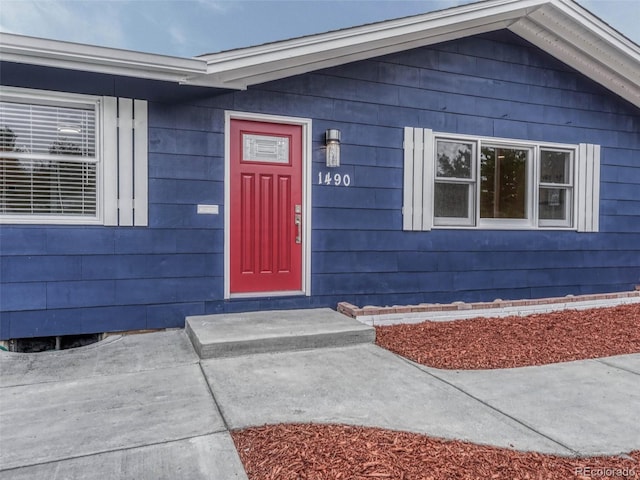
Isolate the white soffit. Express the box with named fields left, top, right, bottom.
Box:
left=0, top=33, right=206, bottom=82
left=509, top=2, right=640, bottom=108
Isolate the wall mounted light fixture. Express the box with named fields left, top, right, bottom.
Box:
left=325, top=128, right=341, bottom=167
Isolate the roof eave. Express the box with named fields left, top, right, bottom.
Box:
left=509, top=2, right=640, bottom=108
left=191, top=0, right=546, bottom=88
left=185, top=0, right=640, bottom=109
left=187, top=18, right=519, bottom=89
left=0, top=33, right=207, bottom=83
left=1, top=0, right=638, bottom=108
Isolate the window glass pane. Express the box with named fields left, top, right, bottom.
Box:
left=0, top=158, right=96, bottom=216
left=540, top=150, right=571, bottom=184
left=434, top=182, right=470, bottom=218
left=436, top=140, right=473, bottom=179
left=0, top=102, right=95, bottom=157
left=480, top=146, right=528, bottom=219
left=539, top=187, right=568, bottom=221
left=1, top=100, right=97, bottom=217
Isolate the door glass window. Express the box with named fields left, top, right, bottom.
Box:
left=242, top=134, right=289, bottom=164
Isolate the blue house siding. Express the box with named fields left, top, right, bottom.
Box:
left=219, top=30, right=639, bottom=307
left=1, top=30, right=638, bottom=339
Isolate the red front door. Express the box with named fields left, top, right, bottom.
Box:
left=229, top=119, right=303, bottom=294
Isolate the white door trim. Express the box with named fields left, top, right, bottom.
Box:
left=224, top=110, right=312, bottom=299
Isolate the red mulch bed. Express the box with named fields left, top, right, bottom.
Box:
left=233, top=424, right=639, bottom=480
left=375, top=303, right=640, bottom=369
left=232, top=305, right=640, bottom=479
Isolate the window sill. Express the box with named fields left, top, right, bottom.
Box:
left=0, top=215, right=103, bottom=226
left=431, top=225, right=575, bottom=231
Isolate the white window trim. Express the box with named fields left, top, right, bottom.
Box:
left=403, top=127, right=599, bottom=232
left=538, top=146, right=574, bottom=229
left=434, top=132, right=577, bottom=230
left=0, top=86, right=148, bottom=226
left=433, top=137, right=476, bottom=227
left=0, top=87, right=104, bottom=225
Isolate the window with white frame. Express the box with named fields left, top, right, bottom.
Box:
left=0, top=87, right=148, bottom=226
left=0, top=96, right=98, bottom=219
left=538, top=149, right=573, bottom=227
left=403, top=128, right=599, bottom=232
left=434, top=139, right=475, bottom=226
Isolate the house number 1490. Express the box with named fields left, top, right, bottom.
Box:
left=318, top=172, right=351, bottom=186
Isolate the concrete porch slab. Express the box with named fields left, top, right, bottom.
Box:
left=186, top=308, right=375, bottom=358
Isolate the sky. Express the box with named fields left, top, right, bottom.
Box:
left=0, top=0, right=638, bottom=58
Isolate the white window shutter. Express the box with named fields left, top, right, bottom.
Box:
left=118, top=99, right=134, bottom=226
left=403, top=127, right=433, bottom=231
left=576, top=143, right=600, bottom=232
left=133, top=100, right=149, bottom=227
left=102, top=97, right=118, bottom=226
left=422, top=129, right=434, bottom=231
left=402, top=127, right=415, bottom=230
left=102, top=97, right=148, bottom=227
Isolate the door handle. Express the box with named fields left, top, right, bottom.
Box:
left=294, top=204, right=302, bottom=244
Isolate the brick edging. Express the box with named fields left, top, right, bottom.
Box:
left=337, top=290, right=640, bottom=318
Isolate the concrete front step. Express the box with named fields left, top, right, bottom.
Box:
left=185, top=308, right=375, bottom=359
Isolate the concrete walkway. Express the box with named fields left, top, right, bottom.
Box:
left=1, top=330, right=639, bottom=479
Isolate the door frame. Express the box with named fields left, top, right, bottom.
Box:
left=224, top=110, right=312, bottom=299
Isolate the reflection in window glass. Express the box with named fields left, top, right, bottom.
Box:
left=480, top=146, right=528, bottom=219
left=436, top=140, right=472, bottom=178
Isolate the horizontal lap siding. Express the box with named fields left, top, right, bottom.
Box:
left=0, top=98, right=228, bottom=337
left=251, top=30, right=639, bottom=306
left=1, top=30, right=638, bottom=338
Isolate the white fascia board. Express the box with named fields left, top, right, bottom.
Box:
left=191, top=0, right=546, bottom=86
left=0, top=33, right=206, bottom=82
left=186, top=0, right=640, bottom=109
left=2, top=0, right=638, bottom=108
left=198, top=0, right=544, bottom=62
left=189, top=20, right=515, bottom=89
